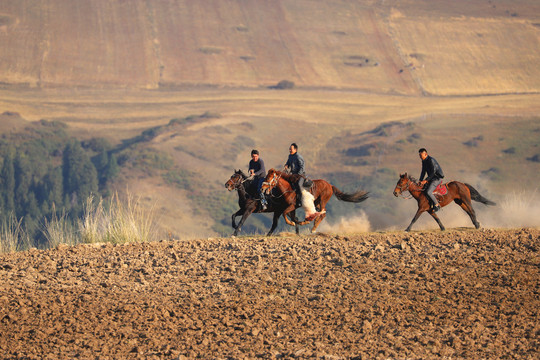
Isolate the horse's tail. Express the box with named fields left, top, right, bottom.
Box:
left=332, top=186, right=369, bottom=203
left=465, top=183, right=496, bottom=206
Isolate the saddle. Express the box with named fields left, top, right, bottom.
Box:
left=433, top=182, right=448, bottom=196
left=302, top=178, right=314, bottom=189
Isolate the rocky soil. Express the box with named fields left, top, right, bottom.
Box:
left=0, top=228, right=539, bottom=359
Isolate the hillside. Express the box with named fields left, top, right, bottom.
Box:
left=1, top=228, right=538, bottom=358
left=1, top=0, right=539, bottom=94
left=0, top=0, right=539, bottom=238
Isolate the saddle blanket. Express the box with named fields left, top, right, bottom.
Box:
left=433, top=183, right=448, bottom=196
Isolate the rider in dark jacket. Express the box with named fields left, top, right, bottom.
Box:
left=285, top=143, right=307, bottom=208
left=249, top=149, right=267, bottom=210
left=419, top=148, right=444, bottom=211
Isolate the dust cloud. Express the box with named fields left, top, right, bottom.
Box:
left=482, top=189, right=540, bottom=228
left=319, top=210, right=371, bottom=233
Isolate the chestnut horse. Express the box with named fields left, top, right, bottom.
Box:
left=393, top=173, right=496, bottom=231
left=261, top=169, right=369, bottom=233
left=225, top=170, right=299, bottom=236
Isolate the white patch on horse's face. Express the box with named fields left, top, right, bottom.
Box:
left=301, top=189, right=317, bottom=216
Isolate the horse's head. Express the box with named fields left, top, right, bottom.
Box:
left=225, top=170, right=246, bottom=191
left=393, top=173, right=411, bottom=197
left=261, top=168, right=280, bottom=195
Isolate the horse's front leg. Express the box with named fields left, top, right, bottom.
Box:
left=428, top=210, right=446, bottom=231
left=267, top=211, right=281, bottom=236
left=282, top=205, right=298, bottom=226
left=232, top=209, right=243, bottom=229
left=233, top=203, right=257, bottom=236
left=405, top=208, right=424, bottom=232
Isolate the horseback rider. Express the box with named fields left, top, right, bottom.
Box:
left=418, top=148, right=444, bottom=212
left=284, top=142, right=320, bottom=213
left=248, top=149, right=268, bottom=210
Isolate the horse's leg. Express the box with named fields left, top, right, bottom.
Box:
left=405, top=208, right=424, bottom=232
left=267, top=211, right=281, bottom=236
left=311, top=212, right=326, bottom=233
left=232, top=209, right=243, bottom=229
left=233, top=204, right=256, bottom=236
left=457, top=200, right=480, bottom=229
left=289, top=210, right=300, bottom=235
left=428, top=209, right=446, bottom=231
left=282, top=205, right=299, bottom=226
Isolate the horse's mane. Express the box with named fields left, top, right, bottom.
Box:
left=408, top=174, right=418, bottom=183
left=235, top=169, right=248, bottom=180
left=270, top=169, right=303, bottom=183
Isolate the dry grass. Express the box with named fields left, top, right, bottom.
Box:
left=0, top=214, right=31, bottom=254
left=40, top=193, right=159, bottom=249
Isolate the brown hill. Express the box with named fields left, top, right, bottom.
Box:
left=1, top=0, right=540, bottom=95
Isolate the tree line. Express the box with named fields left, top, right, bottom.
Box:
left=0, top=120, right=118, bottom=245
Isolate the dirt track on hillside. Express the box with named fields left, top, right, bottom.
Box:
left=0, top=228, right=538, bottom=359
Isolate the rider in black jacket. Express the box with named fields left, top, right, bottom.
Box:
left=249, top=149, right=268, bottom=210
left=419, top=148, right=444, bottom=212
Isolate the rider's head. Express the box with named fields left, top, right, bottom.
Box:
left=289, top=143, right=298, bottom=155
left=418, top=148, right=428, bottom=160
left=251, top=149, right=259, bottom=161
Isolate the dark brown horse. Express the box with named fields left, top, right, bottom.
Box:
left=393, top=173, right=496, bottom=231
left=225, top=170, right=299, bottom=236
left=261, top=169, right=369, bottom=233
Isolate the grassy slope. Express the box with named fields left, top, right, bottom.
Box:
left=0, top=0, right=539, bottom=236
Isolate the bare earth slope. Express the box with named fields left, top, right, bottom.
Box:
left=1, top=228, right=538, bottom=359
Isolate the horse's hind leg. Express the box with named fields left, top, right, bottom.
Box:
left=290, top=210, right=300, bottom=235
left=458, top=201, right=480, bottom=229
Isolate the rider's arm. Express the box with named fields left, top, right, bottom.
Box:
left=297, top=154, right=305, bottom=175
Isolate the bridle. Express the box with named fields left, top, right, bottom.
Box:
left=262, top=171, right=281, bottom=190
left=262, top=171, right=295, bottom=198
left=395, top=176, right=413, bottom=199
left=227, top=173, right=250, bottom=190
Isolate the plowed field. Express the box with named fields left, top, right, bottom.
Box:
left=1, top=228, right=538, bottom=359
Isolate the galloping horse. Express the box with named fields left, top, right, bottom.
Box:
left=225, top=170, right=299, bottom=236
left=393, top=173, right=496, bottom=231
left=261, top=169, right=369, bottom=233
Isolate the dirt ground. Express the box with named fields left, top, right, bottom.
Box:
left=0, top=228, right=538, bottom=359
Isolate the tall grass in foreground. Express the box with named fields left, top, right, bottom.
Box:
left=40, top=192, right=158, bottom=251
left=78, top=193, right=157, bottom=244
left=0, top=213, right=32, bottom=253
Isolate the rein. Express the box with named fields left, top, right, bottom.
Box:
left=396, top=177, right=417, bottom=200
left=263, top=172, right=295, bottom=198
left=231, top=174, right=252, bottom=189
